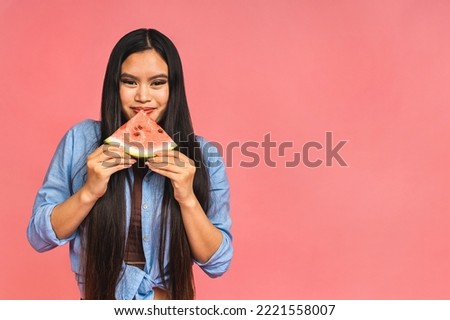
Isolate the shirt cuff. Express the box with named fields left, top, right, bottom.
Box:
left=40, top=204, right=74, bottom=246
left=194, top=232, right=233, bottom=278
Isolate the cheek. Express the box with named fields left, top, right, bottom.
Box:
left=119, top=87, right=130, bottom=104
left=160, top=88, right=170, bottom=106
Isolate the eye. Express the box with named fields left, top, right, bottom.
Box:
left=151, top=79, right=168, bottom=87
left=120, top=78, right=137, bottom=86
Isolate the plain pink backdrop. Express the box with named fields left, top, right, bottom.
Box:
left=1, top=0, right=449, bottom=299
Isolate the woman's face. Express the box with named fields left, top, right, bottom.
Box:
left=119, top=49, right=169, bottom=122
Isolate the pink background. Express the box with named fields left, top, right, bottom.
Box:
left=1, top=0, right=449, bottom=299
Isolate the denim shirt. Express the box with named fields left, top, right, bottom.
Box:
left=27, top=119, right=233, bottom=299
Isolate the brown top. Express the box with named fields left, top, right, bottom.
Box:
left=124, top=164, right=147, bottom=270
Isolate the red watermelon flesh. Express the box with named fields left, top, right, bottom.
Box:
left=104, top=110, right=177, bottom=158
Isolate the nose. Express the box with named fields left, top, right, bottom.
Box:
left=135, top=84, right=151, bottom=103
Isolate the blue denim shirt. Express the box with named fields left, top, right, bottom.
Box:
left=27, top=119, right=233, bottom=299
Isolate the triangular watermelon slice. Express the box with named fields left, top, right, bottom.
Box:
left=104, top=110, right=177, bottom=158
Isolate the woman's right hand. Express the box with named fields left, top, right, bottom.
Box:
left=83, top=144, right=136, bottom=201
left=51, top=145, right=135, bottom=239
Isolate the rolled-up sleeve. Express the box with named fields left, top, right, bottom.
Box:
left=194, top=138, right=233, bottom=277
left=27, top=120, right=96, bottom=252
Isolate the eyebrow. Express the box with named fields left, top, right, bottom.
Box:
left=120, top=72, right=168, bottom=81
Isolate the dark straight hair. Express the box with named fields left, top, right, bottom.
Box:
left=82, top=28, right=210, bottom=299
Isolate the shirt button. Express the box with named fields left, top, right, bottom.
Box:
left=143, top=236, right=149, bottom=241
left=143, top=203, right=148, bottom=210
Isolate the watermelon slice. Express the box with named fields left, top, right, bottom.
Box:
left=104, top=110, right=177, bottom=158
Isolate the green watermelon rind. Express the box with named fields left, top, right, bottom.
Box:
left=103, top=110, right=177, bottom=159
left=104, top=136, right=177, bottom=158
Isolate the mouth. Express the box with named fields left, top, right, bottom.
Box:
left=130, top=107, right=156, bottom=115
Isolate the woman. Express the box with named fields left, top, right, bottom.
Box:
left=27, top=28, right=233, bottom=300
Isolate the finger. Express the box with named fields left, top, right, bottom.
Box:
left=148, top=154, right=189, bottom=167
left=89, top=144, right=109, bottom=158
left=154, top=149, right=177, bottom=157
left=146, top=160, right=182, bottom=173
left=100, top=146, right=134, bottom=162
left=146, top=160, right=189, bottom=173
left=147, top=158, right=183, bottom=167
left=154, top=150, right=191, bottom=160
left=167, top=150, right=195, bottom=166
left=101, top=157, right=136, bottom=169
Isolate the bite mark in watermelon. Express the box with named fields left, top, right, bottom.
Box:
left=104, top=110, right=177, bottom=158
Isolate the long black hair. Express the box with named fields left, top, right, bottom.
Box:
left=82, top=28, right=210, bottom=300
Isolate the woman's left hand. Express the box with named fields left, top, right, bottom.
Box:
left=146, top=150, right=196, bottom=205
left=147, top=150, right=223, bottom=263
